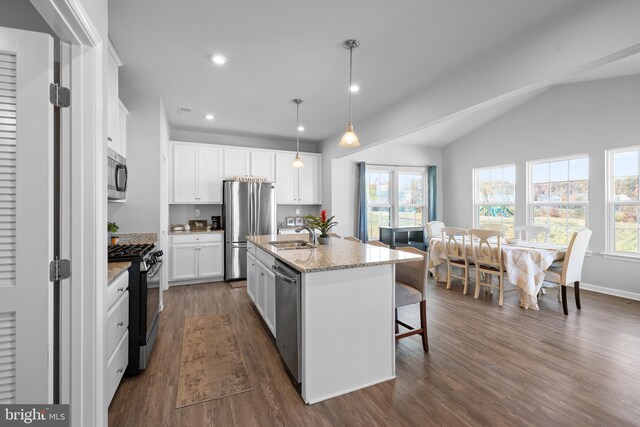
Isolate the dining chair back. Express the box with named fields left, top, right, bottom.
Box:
left=470, top=228, right=507, bottom=306
left=441, top=227, right=472, bottom=294
left=367, top=240, right=389, bottom=248
left=543, top=229, right=592, bottom=315
left=394, top=247, right=429, bottom=352
left=515, top=225, right=550, bottom=243
left=426, top=221, right=445, bottom=240
left=344, top=236, right=361, bottom=242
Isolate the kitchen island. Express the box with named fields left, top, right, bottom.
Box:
left=246, top=234, right=422, bottom=404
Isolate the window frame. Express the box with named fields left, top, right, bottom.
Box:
left=365, top=166, right=427, bottom=240
left=526, top=153, right=590, bottom=245
left=606, top=145, right=640, bottom=257
left=472, top=163, right=517, bottom=232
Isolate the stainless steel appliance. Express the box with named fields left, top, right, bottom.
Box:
left=107, top=147, right=128, bottom=201
left=223, top=180, right=276, bottom=281
left=274, top=260, right=301, bottom=382
left=211, top=215, right=221, bottom=230
left=108, top=243, right=163, bottom=375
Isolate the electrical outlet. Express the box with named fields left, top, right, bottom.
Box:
left=295, top=208, right=301, bottom=215
left=195, top=209, right=200, bottom=217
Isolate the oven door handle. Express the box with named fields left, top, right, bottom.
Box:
left=146, top=261, right=163, bottom=279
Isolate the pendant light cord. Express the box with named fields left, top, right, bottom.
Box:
left=296, top=102, right=300, bottom=153
left=348, top=47, right=353, bottom=124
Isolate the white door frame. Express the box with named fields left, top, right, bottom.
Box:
left=30, top=1, right=107, bottom=426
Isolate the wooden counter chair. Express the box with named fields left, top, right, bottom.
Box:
left=441, top=227, right=472, bottom=295
left=543, top=229, right=592, bottom=315
left=344, top=236, right=361, bottom=242
left=470, top=229, right=506, bottom=306
left=394, top=247, right=429, bottom=352
left=367, top=240, right=389, bottom=248
left=515, top=225, right=550, bottom=243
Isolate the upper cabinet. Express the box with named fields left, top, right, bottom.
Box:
left=171, top=143, right=223, bottom=204
left=275, top=152, right=322, bottom=204
left=169, top=141, right=321, bottom=205
left=106, top=41, right=128, bottom=157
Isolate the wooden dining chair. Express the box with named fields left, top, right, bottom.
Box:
left=470, top=229, right=507, bottom=306
left=426, top=221, right=445, bottom=241
left=441, top=227, right=472, bottom=295
left=367, top=240, right=389, bottom=248
left=515, top=225, right=550, bottom=243
left=394, top=247, right=429, bottom=352
left=542, top=229, right=592, bottom=315
left=344, top=236, right=361, bottom=242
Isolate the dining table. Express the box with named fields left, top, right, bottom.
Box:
left=429, top=237, right=567, bottom=310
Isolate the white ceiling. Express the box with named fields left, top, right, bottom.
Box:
left=561, top=53, right=640, bottom=84
left=109, top=0, right=577, bottom=143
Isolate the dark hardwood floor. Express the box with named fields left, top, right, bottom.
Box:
left=109, top=280, right=640, bottom=427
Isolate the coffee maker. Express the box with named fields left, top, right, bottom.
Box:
left=211, top=216, right=221, bottom=230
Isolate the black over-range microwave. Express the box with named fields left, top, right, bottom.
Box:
left=108, top=148, right=128, bottom=201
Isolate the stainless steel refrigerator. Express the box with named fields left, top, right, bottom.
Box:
left=223, top=180, right=276, bottom=281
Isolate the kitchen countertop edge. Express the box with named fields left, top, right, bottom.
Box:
left=169, top=229, right=225, bottom=235
left=108, top=262, right=131, bottom=284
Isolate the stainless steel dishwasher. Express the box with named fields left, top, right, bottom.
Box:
left=273, top=260, right=301, bottom=383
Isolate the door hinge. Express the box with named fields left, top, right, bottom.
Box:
left=50, top=83, right=70, bottom=108
left=50, top=257, right=71, bottom=282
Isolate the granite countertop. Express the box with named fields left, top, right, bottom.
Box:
left=108, top=262, right=131, bottom=284
left=247, top=234, right=423, bottom=273
left=116, top=233, right=158, bottom=245
left=169, top=229, right=225, bottom=235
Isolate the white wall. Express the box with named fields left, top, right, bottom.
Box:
left=107, top=87, right=163, bottom=233
left=443, top=75, right=640, bottom=297
left=170, top=127, right=320, bottom=153
left=329, top=143, right=443, bottom=238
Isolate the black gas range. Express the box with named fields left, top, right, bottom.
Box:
left=108, top=243, right=163, bottom=376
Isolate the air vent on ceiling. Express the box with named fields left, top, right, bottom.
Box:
left=177, top=106, right=192, bottom=115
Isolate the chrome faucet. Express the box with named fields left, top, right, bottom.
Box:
left=295, top=225, right=316, bottom=245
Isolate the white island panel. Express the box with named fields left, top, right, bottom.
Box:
left=301, top=264, right=396, bottom=404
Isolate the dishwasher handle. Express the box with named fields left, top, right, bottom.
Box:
left=273, top=265, right=297, bottom=284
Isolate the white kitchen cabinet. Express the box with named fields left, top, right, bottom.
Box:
left=198, top=242, right=223, bottom=278
left=251, top=150, right=276, bottom=181
left=169, top=234, right=224, bottom=282
left=197, top=146, right=224, bottom=203
left=246, top=248, right=276, bottom=337
left=275, top=151, right=322, bottom=204
left=171, top=144, right=198, bottom=203
left=223, top=147, right=251, bottom=178
left=106, top=41, right=127, bottom=157
left=171, top=143, right=223, bottom=203
left=247, top=253, right=257, bottom=303
left=115, top=100, right=128, bottom=158
left=171, top=244, right=199, bottom=280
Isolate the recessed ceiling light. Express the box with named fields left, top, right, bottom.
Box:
left=205, top=114, right=214, bottom=120
left=297, top=125, right=305, bottom=132
left=350, top=84, right=360, bottom=93
left=211, top=54, right=227, bottom=65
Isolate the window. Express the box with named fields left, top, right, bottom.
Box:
left=473, top=165, right=516, bottom=237
left=366, top=168, right=427, bottom=240
left=528, top=156, right=589, bottom=245
left=607, top=147, right=640, bottom=255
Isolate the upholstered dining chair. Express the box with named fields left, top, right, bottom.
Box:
left=441, top=227, right=472, bottom=295
left=542, top=229, right=592, bottom=315
left=514, top=225, right=550, bottom=243
left=344, top=236, right=361, bottom=242
left=470, top=229, right=507, bottom=306
left=367, top=240, right=389, bottom=248
left=426, top=221, right=445, bottom=241
left=394, top=247, right=429, bottom=352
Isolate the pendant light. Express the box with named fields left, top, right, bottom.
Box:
left=340, top=39, right=360, bottom=148
left=292, top=99, right=304, bottom=168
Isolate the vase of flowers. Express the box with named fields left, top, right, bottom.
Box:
left=305, top=210, right=338, bottom=245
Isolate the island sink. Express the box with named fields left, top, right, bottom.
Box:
left=267, top=240, right=316, bottom=250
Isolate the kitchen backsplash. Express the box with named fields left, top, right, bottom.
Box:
left=277, top=205, right=321, bottom=225
left=169, top=204, right=321, bottom=228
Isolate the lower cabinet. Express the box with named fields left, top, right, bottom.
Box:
left=246, top=248, right=276, bottom=337
left=106, top=272, right=129, bottom=406
left=169, top=233, right=224, bottom=282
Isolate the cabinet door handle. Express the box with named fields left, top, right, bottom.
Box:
left=117, top=287, right=124, bottom=292
left=107, top=137, right=113, bottom=142
left=117, top=368, right=123, bottom=374
left=261, top=272, right=265, bottom=277
left=117, top=321, right=124, bottom=327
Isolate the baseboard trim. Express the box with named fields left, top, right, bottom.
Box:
left=169, top=277, right=224, bottom=287
left=573, top=282, right=640, bottom=302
